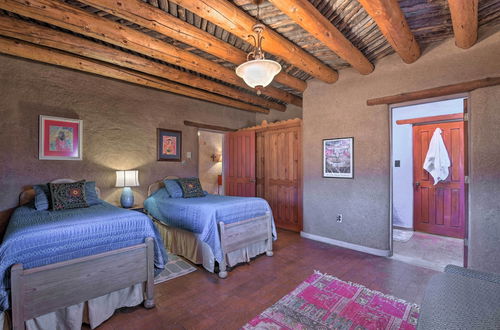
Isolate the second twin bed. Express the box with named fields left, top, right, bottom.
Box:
left=144, top=176, right=276, bottom=278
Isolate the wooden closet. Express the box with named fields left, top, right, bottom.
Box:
left=226, top=119, right=302, bottom=232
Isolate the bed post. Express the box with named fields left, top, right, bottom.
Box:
left=265, top=212, right=274, bottom=257
left=11, top=264, right=24, bottom=330
left=218, top=222, right=228, bottom=279
left=143, top=237, right=155, bottom=309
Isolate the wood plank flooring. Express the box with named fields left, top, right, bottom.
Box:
left=99, top=230, right=438, bottom=329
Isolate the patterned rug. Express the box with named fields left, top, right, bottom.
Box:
left=154, top=253, right=197, bottom=284
left=243, top=271, right=420, bottom=329
left=393, top=229, right=414, bottom=243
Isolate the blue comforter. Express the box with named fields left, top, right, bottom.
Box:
left=144, top=189, right=276, bottom=264
left=0, top=202, right=167, bottom=312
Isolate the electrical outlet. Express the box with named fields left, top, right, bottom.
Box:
left=336, top=214, right=343, bottom=223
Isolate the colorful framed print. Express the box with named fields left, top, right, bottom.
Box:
left=39, top=115, right=83, bottom=160
left=157, top=128, right=182, bottom=161
left=323, top=137, right=354, bottom=178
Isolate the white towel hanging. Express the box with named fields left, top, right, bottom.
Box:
left=423, top=128, right=451, bottom=185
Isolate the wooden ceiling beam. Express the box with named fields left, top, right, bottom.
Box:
left=357, top=0, right=420, bottom=64
left=448, top=0, right=479, bottom=49
left=267, top=0, right=373, bottom=75
left=0, top=37, right=269, bottom=113
left=76, top=0, right=307, bottom=93
left=0, top=0, right=301, bottom=107
left=0, top=15, right=285, bottom=112
left=167, top=0, right=338, bottom=84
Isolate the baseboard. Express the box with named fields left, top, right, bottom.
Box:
left=300, top=231, right=391, bottom=257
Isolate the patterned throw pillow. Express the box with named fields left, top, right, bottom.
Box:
left=163, top=179, right=183, bottom=198
left=33, top=184, right=51, bottom=211
left=177, top=178, right=205, bottom=198
left=49, top=181, right=88, bottom=211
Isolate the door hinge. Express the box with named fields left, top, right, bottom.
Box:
left=464, top=238, right=469, bottom=247
left=465, top=176, right=470, bottom=184
left=464, top=113, right=469, bottom=121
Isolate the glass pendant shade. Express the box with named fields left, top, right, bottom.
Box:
left=236, top=59, right=281, bottom=88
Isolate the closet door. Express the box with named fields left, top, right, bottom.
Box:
left=263, top=126, right=302, bottom=232
left=224, top=130, right=256, bottom=197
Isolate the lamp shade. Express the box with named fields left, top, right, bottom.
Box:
left=115, top=170, right=139, bottom=187
left=236, top=59, right=281, bottom=88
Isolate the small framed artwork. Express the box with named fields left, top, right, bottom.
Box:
left=157, top=128, right=182, bottom=161
left=323, top=137, right=354, bottom=179
left=39, top=115, right=83, bottom=160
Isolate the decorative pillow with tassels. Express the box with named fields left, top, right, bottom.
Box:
left=49, top=181, right=88, bottom=211
left=177, top=178, right=205, bottom=198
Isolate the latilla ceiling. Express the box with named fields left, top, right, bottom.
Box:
left=0, top=0, right=499, bottom=114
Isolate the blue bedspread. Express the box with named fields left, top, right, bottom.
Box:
left=144, top=189, right=276, bottom=264
left=0, top=202, right=167, bottom=312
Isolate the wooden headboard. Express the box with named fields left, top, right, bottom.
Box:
left=19, top=179, right=101, bottom=206
left=147, top=176, right=179, bottom=197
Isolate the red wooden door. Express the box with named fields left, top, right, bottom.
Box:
left=224, top=130, right=256, bottom=197
left=413, top=121, right=465, bottom=238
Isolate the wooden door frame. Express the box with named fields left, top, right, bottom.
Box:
left=388, top=94, right=470, bottom=268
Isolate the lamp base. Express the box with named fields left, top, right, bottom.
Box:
left=120, top=187, right=134, bottom=208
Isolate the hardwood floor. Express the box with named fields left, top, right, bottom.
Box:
left=99, top=230, right=438, bottom=330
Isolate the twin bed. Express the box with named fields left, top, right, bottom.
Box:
left=0, top=177, right=276, bottom=329
left=0, top=179, right=167, bottom=330
left=145, top=176, right=276, bottom=278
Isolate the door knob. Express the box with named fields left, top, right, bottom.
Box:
left=415, top=182, right=420, bottom=190
left=249, top=178, right=256, bottom=183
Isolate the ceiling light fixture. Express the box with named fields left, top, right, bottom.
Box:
left=236, top=0, right=281, bottom=95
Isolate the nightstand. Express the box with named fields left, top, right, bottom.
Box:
left=116, top=204, right=145, bottom=213
left=127, top=206, right=145, bottom=213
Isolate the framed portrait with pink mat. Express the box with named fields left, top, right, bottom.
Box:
left=157, top=128, right=182, bottom=161
left=39, top=115, right=83, bottom=160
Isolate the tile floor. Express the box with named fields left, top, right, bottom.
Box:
left=393, top=229, right=464, bottom=271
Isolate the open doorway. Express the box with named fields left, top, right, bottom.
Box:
left=198, top=130, right=224, bottom=195
left=390, top=97, right=468, bottom=271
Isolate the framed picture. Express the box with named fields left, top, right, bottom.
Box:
left=39, top=115, right=83, bottom=160
left=157, top=128, right=182, bottom=161
left=323, top=137, right=354, bottom=178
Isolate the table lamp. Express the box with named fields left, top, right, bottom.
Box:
left=115, top=170, right=139, bottom=208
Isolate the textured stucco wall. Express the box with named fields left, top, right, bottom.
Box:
left=198, top=130, right=223, bottom=195
left=469, top=85, right=500, bottom=273
left=303, top=30, right=500, bottom=269
left=0, top=54, right=256, bottom=232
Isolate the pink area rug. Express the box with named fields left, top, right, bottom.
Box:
left=243, top=271, right=420, bottom=330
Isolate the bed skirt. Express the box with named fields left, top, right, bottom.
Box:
left=154, top=219, right=268, bottom=273
left=1, top=283, right=143, bottom=330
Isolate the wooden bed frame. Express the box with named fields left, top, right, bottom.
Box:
left=11, top=179, right=155, bottom=330
left=147, top=176, right=273, bottom=279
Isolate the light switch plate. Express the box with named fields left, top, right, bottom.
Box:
left=186, top=152, right=192, bottom=159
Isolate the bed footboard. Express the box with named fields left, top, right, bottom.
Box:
left=218, top=212, right=273, bottom=279
left=11, top=237, right=155, bottom=330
